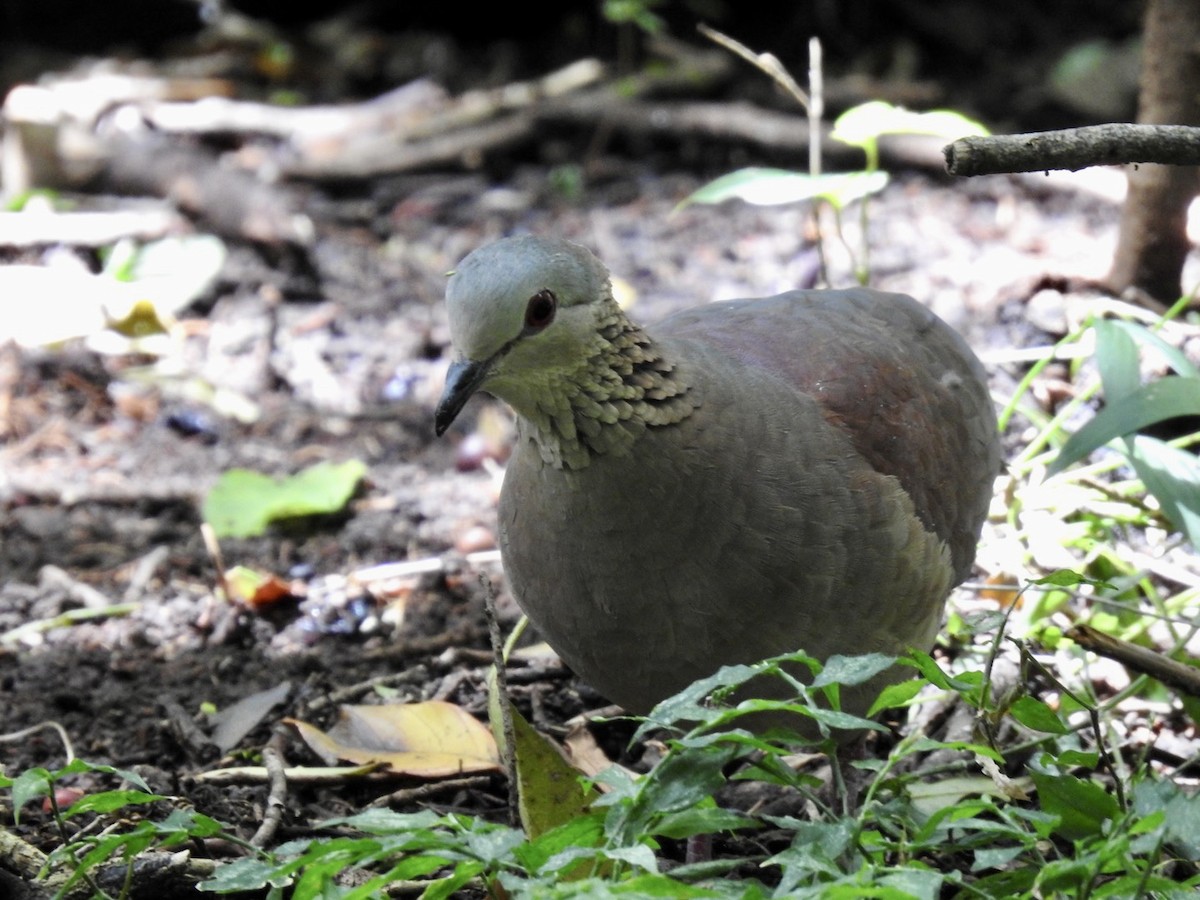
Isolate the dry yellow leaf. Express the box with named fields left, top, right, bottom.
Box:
left=286, top=701, right=500, bottom=778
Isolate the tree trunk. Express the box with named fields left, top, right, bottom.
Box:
left=1107, top=0, right=1200, bottom=303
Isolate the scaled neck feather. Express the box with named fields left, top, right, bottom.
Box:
left=525, top=299, right=698, bottom=470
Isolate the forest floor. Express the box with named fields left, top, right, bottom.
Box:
left=1, top=6, right=1197, bottom=895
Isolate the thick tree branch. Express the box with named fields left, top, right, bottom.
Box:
left=944, top=124, right=1200, bottom=176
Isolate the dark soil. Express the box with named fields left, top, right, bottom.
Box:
left=1, top=3, right=1196, bottom=896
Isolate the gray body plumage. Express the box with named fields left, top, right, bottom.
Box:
left=436, top=236, right=1001, bottom=722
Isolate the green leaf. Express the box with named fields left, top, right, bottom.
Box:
left=971, top=844, right=1028, bottom=871
left=1055, top=749, right=1100, bottom=768
left=651, top=806, right=758, bottom=840
left=679, top=167, right=888, bottom=211
left=63, top=789, right=165, bottom=818
left=489, top=680, right=599, bottom=847
left=640, top=656, right=812, bottom=733
left=1093, top=319, right=1141, bottom=402
left=1048, top=377, right=1200, bottom=474
left=623, top=743, right=739, bottom=829
left=515, top=813, right=606, bottom=874
left=198, top=857, right=284, bottom=892
left=1030, top=771, right=1119, bottom=840
left=1124, top=435, right=1200, bottom=548
left=878, top=867, right=944, bottom=900
left=901, top=650, right=986, bottom=704
left=154, top=808, right=227, bottom=839
left=1007, top=696, right=1069, bottom=734
left=321, top=808, right=444, bottom=834
left=831, top=100, right=989, bottom=147
left=868, top=676, right=925, bottom=715
left=812, top=652, right=897, bottom=689
left=1029, top=569, right=1115, bottom=590
left=54, top=758, right=154, bottom=792
left=1107, top=319, right=1199, bottom=380
left=1134, top=776, right=1200, bottom=860
left=765, top=819, right=856, bottom=892
left=902, top=649, right=953, bottom=689
left=10, top=768, right=52, bottom=823
left=202, top=459, right=367, bottom=538
left=602, top=0, right=665, bottom=33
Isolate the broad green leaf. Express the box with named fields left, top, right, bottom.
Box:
left=765, top=819, right=856, bottom=892
left=1007, top=696, right=1069, bottom=734
left=640, top=661, right=773, bottom=731
left=1030, top=770, right=1119, bottom=840
left=1048, top=377, right=1200, bottom=474
left=1054, top=749, right=1100, bottom=768
left=624, top=743, right=738, bottom=826
left=202, top=459, right=367, bottom=538
left=1093, top=319, right=1141, bottom=401
left=1108, top=319, right=1199, bottom=379
left=197, top=857, right=284, bottom=892
left=831, top=100, right=989, bottom=147
left=971, top=844, right=1027, bottom=871
left=680, top=167, right=888, bottom=210
left=651, top=806, right=758, bottom=840
left=901, top=649, right=953, bottom=689
left=10, top=768, right=52, bottom=823
left=63, top=789, right=165, bottom=818
left=868, top=676, right=925, bottom=715
left=509, top=700, right=599, bottom=840
left=812, top=652, right=896, bottom=688
left=879, top=868, right=944, bottom=900
left=1134, top=777, right=1200, bottom=860
left=1124, top=434, right=1200, bottom=548
left=515, top=813, right=606, bottom=873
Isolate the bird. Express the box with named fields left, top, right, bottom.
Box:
left=435, top=235, right=1001, bottom=731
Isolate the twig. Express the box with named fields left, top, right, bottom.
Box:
left=193, top=762, right=384, bottom=785
left=367, top=775, right=493, bottom=809
left=697, top=25, right=835, bottom=285
left=200, top=522, right=230, bottom=602
left=38, top=565, right=115, bottom=610
left=945, top=124, right=1200, bottom=177
left=305, top=669, right=439, bottom=713
left=0, top=604, right=139, bottom=647
left=481, top=572, right=519, bottom=828
left=122, top=546, right=170, bottom=603
left=160, top=698, right=218, bottom=761
left=351, top=550, right=502, bottom=584
left=0, top=720, right=76, bottom=763
left=696, top=24, right=809, bottom=111
left=249, top=726, right=290, bottom=848
left=1067, top=624, right=1200, bottom=700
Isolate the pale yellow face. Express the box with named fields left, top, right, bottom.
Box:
left=439, top=236, right=613, bottom=423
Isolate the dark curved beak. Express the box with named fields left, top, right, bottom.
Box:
left=434, top=358, right=490, bottom=436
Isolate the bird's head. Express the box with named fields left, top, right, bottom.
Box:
left=434, top=235, right=614, bottom=435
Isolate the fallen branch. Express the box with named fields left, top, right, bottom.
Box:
left=944, top=123, right=1200, bottom=176
left=1068, top=623, right=1200, bottom=699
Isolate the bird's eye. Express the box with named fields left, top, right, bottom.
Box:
left=524, top=290, right=557, bottom=330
